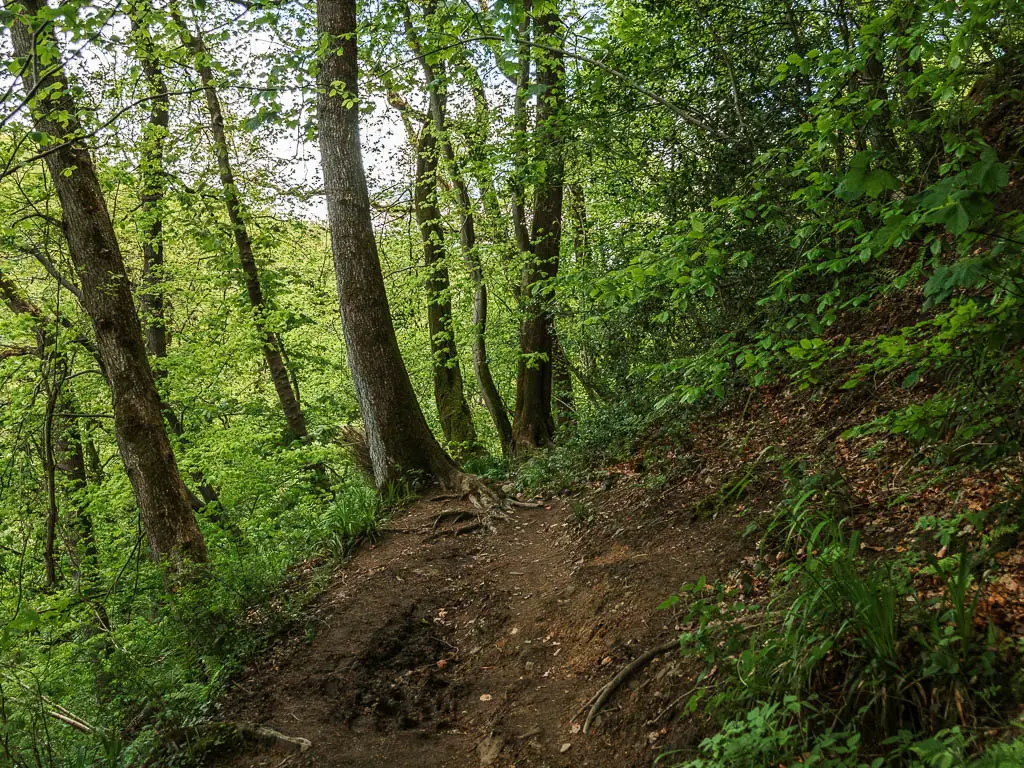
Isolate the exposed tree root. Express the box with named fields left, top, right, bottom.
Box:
left=428, top=493, right=461, bottom=502
left=432, top=509, right=477, bottom=528
left=427, top=521, right=485, bottom=540
left=439, top=469, right=505, bottom=509
left=582, top=638, right=679, bottom=734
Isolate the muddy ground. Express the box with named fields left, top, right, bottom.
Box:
left=210, top=482, right=752, bottom=768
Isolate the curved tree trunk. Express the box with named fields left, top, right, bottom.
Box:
left=512, top=5, right=566, bottom=454
left=171, top=7, right=308, bottom=442
left=413, top=124, right=478, bottom=453
left=9, top=1, right=207, bottom=566
left=431, top=75, right=513, bottom=458
left=316, top=0, right=466, bottom=491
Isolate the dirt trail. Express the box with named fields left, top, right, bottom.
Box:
left=212, top=484, right=751, bottom=768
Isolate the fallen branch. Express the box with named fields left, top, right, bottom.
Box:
left=583, top=637, right=679, bottom=734
left=507, top=499, right=545, bottom=509
left=47, top=709, right=94, bottom=734
left=236, top=722, right=312, bottom=753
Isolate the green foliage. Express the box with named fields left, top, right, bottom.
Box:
left=2, top=0, right=1024, bottom=762
left=663, top=468, right=1023, bottom=766
left=516, top=396, right=658, bottom=490
left=0, top=471, right=380, bottom=766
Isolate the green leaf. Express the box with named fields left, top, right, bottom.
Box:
left=940, top=203, right=970, bottom=235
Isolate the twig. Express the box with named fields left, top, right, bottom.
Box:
left=646, top=683, right=705, bottom=726
left=582, top=638, right=679, bottom=734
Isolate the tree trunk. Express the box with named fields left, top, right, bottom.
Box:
left=9, top=1, right=207, bottom=565
left=316, top=0, right=467, bottom=491
left=550, top=322, right=575, bottom=430
left=433, top=83, right=513, bottom=458
left=0, top=270, right=98, bottom=586
left=171, top=7, right=308, bottom=442
left=511, top=5, right=565, bottom=454
left=403, top=5, right=512, bottom=456
left=131, top=4, right=220, bottom=504
left=42, top=380, right=60, bottom=589
left=53, top=399, right=95, bottom=587
left=130, top=1, right=171, bottom=359
left=413, top=124, right=478, bottom=453
left=510, top=0, right=534, bottom=257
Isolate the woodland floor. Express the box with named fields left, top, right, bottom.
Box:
left=207, top=476, right=752, bottom=768
left=206, top=372, right=1024, bottom=768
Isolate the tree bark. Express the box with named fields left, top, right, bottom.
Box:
left=316, top=0, right=467, bottom=491
left=511, top=5, right=565, bottom=454
left=130, top=4, right=220, bottom=504
left=403, top=3, right=511, bottom=455
left=8, top=1, right=207, bottom=565
left=413, top=124, right=478, bottom=452
left=510, top=0, right=534, bottom=257
left=130, top=1, right=171, bottom=360
left=171, top=6, right=308, bottom=442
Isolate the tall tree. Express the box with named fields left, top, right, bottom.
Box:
left=8, top=0, right=207, bottom=565
left=171, top=5, right=309, bottom=442
left=511, top=1, right=567, bottom=453
left=316, top=0, right=476, bottom=492
left=130, top=3, right=220, bottom=504
left=404, top=0, right=514, bottom=456
left=129, top=0, right=171, bottom=360
left=413, top=123, right=479, bottom=452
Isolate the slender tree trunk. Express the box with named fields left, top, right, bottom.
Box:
left=53, top=400, right=94, bottom=587
left=550, top=322, right=575, bottom=429
left=131, top=5, right=220, bottom=504
left=42, top=380, right=60, bottom=588
left=436, top=110, right=513, bottom=458
left=512, top=5, right=565, bottom=454
left=9, top=1, right=207, bottom=565
left=316, top=0, right=469, bottom=491
left=404, top=4, right=512, bottom=456
left=510, top=0, right=534, bottom=257
left=862, top=51, right=899, bottom=162
left=413, top=124, right=478, bottom=452
left=0, top=271, right=98, bottom=586
left=171, top=7, right=308, bottom=442
left=130, top=1, right=170, bottom=360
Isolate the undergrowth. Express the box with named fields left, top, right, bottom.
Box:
left=660, top=466, right=1024, bottom=767
left=0, top=462, right=382, bottom=767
